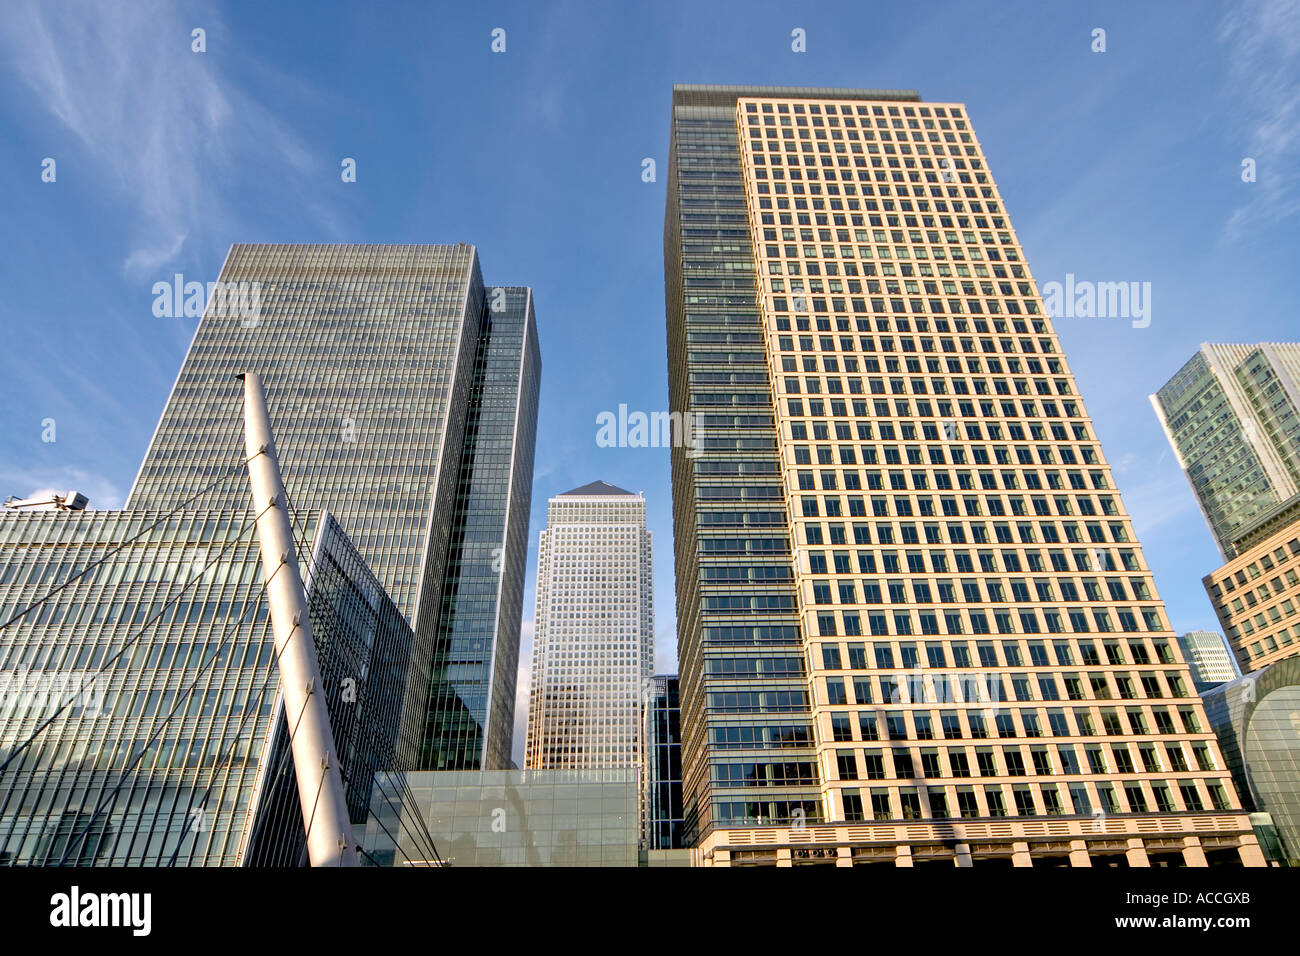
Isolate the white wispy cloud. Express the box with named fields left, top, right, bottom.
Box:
left=123, top=231, right=190, bottom=275
left=1218, top=0, right=1300, bottom=242
left=0, top=0, right=333, bottom=275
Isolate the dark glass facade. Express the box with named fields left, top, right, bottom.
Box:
left=665, top=87, right=825, bottom=840
left=643, top=675, right=684, bottom=849
left=423, top=287, right=540, bottom=771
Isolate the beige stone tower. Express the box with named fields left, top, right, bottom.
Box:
left=664, top=85, right=1264, bottom=867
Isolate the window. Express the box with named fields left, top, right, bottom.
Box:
left=1012, top=787, right=1038, bottom=816
left=836, top=750, right=858, bottom=780
left=842, top=790, right=865, bottom=822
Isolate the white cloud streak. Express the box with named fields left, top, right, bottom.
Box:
left=1218, top=0, right=1300, bottom=241
left=1, top=0, right=330, bottom=274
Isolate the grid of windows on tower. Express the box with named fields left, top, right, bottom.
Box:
left=731, top=94, right=1236, bottom=828
left=665, top=90, right=1259, bottom=866
left=525, top=493, right=654, bottom=773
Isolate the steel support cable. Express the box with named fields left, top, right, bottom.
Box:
left=159, top=472, right=337, bottom=867
left=162, top=662, right=302, bottom=867
left=273, top=526, right=443, bottom=867
left=52, top=498, right=280, bottom=864
left=163, top=486, right=441, bottom=867
left=277, top=484, right=443, bottom=866
left=0, top=440, right=266, bottom=633
left=164, top=586, right=443, bottom=867
left=0, top=496, right=273, bottom=779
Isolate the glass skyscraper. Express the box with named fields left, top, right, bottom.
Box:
left=424, top=285, right=540, bottom=771
left=1152, top=343, right=1300, bottom=560
left=665, top=85, right=1264, bottom=867
left=0, top=243, right=539, bottom=865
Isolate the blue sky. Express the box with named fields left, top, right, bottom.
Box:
left=2, top=0, right=1296, bottom=764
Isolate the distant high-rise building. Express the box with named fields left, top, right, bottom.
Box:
left=524, top=482, right=654, bottom=771
left=1152, top=343, right=1300, bottom=560
left=1177, top=631, right=1239, bottom=691
left=0, top=243, right=539, bottom=865
left=643, top=674, right=683, bottom=850
left=664, top=85, right=1263, bottom=866
left=1154, top=344, right=1300, bottom=675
